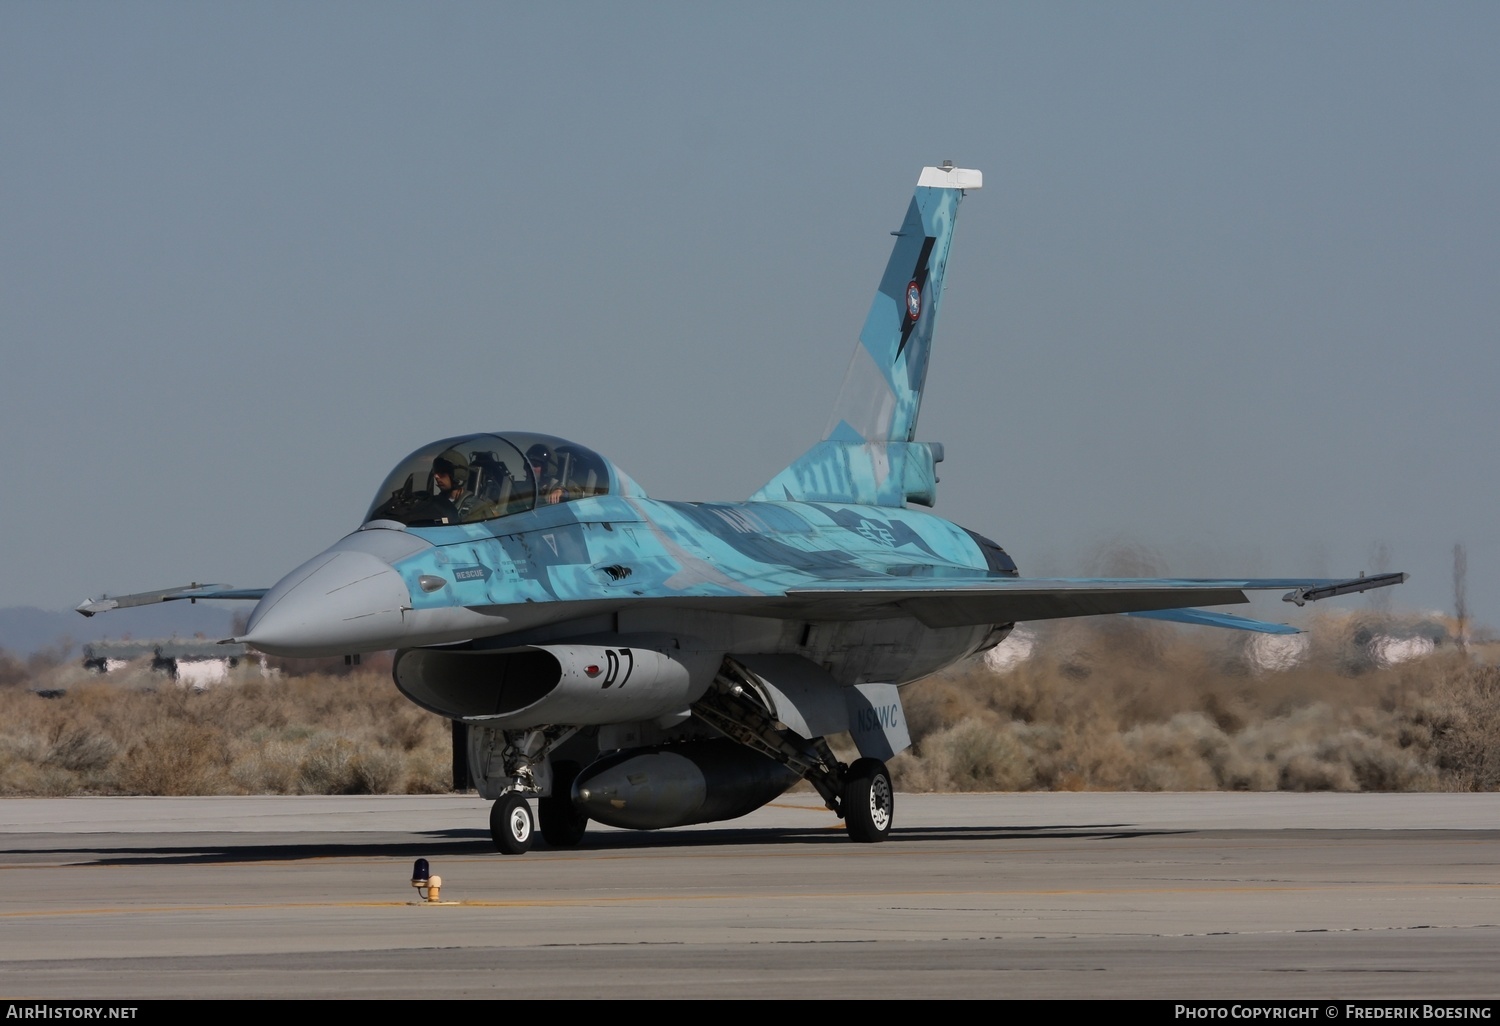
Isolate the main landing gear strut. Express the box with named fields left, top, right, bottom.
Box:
left=693, top=660, right=895, bottom=843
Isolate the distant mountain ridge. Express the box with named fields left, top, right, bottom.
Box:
left=0, top=604, right=237, bottom=657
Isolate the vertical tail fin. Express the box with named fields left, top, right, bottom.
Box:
left=826, top=164, right=982, bottom=446
left=752, top=165, right=981, bottom=507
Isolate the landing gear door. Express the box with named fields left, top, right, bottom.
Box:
left=466, top=723, right=556, bottom=801
left=733, top=654, right=847, bottom=739
left=845, top=683, right=910, bottom=761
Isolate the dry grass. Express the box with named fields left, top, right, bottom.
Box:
left=1, top=612, right=1495, bottom=795
left=891, top=614, right=1498, bottom=793
left=0, top=662, right=451, bottom=796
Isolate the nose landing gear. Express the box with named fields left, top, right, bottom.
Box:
left=490, top=793, right=535, bottom=854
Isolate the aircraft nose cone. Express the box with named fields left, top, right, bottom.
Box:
left=241, top=550, right=411, bottom=657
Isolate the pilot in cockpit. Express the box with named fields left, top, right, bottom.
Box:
left=430, top=449, right=471, bottom=518
left=525, top=444, right=568, bottom=505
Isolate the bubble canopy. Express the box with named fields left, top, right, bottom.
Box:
left=364, top=433, right=621, bottom=528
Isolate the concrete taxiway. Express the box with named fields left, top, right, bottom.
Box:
left=0, top=792, right=1496, bottom=999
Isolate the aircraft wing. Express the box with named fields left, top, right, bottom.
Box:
left=76, top=583, right=270, bottom=617
left=763, top=573, right=1407, bottom=630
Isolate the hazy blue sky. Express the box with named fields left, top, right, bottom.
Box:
left=3, top=2, right=1496, bottom=629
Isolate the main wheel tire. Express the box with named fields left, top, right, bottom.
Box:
left=539, top=761, right=589, bottom=847
left=842, top=757, right=894, bottom=843
left=490, top=793, right=535, bottom=854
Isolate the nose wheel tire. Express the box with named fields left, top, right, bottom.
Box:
left=842, top=757, right=894, bottom=843
left=490, top=793, right=535, bottom=854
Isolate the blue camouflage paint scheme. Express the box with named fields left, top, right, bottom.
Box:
left=74, top=164, right=1408, bottom=849
left=80, top=165, right=1404, bottom=691
left=398, top=492, right=998, bottom=616
left=829, top=182, right=962, bottom=446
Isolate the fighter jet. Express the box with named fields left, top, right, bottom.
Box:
left=79, top=163, right=1404, bottom=853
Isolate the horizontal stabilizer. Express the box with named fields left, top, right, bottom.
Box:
left=1124, top=607, right=1301, bottom=635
